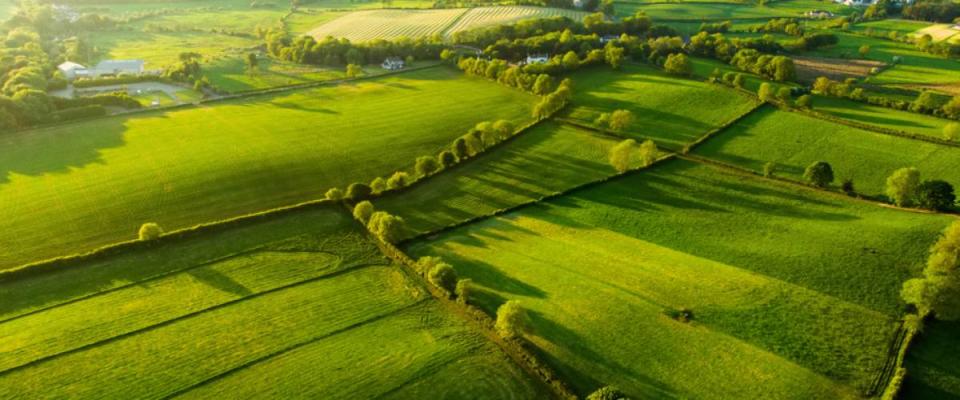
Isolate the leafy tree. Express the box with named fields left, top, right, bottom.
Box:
left=428, top=263, right=458, bottom=295
left=346, top=63, right=363, bottom=78
left=776, top=87, right=791, bottom=102
left=795, top=94, right=812, bottom=109
left=911, top=91, right=941, bottom=113
left=587, top=386, right=628, bottom=400
left=492, top=120, right=514, bottom=139
left=594, top=112, right=611, bottom=128
left=415, top=256, right=443, bottom=274
left=943, top=96, right=960, bottom=119
left=367, top=211, right=405, bottom=243
left=438, top=150, right=458, bottom=168
left=758, top=82, right=774, bottom=102
left=353, top=201, right=375, bottom=223
left=387, top=171, right=411, bottom=189
left=346, top=183, right=372, bottom=199
left=608, top=139, right=637, bottom=173
left=245, top=53, right=258, bottom=75
left=639, top=139, right=658, bottom=166
left=902, top=221, right=960, bottom=320
left=885, top=167, right=920, bottom=207
left=562, top=51, right=581, bottom=70
left=841, top=178, right=855, bottom=196
left=858, top=44, right=871, bottom=58
left=415, top=156, right=440, bottom=177
left=455, top=278, right=473, bottom=304
left=325, top=187, right=343, bottom=200
left=732, top=73, right=745, bottom=88
left=138, top=223, right=163, bottom=241
left=917, top=180, right=956, bottom=211
left=532, top=74, right=555, bottom=95
left=370, top=177, right=387, bottom=193
left=763, top=161, right=776, bottom=177
left=453, top=137, right=469, bottom=159
left=495, top=300, right=528, bottom=339
left=604, top=44, right=625, bottom=70
left=663, top=53, right=691, bottom=76
left=803, top=161, right=834, bottom=187
left=608, top=109, right=635, bottom=132
left=944, top=123, right=960, bottom=141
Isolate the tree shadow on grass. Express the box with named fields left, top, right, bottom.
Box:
left=435, top=252, right=546, bottom=299
left=187, top=263, right=253, bottom=297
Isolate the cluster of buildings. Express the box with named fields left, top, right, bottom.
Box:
left=381, top=57, right=405, bottom=71
left=56, top=60, right=147, bottom=80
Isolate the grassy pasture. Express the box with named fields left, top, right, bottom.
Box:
left=410, top=158, right=951, bottom=398
left=204, top=55, right=345, bottom=92
left=852, top=19, right=933, bottom=36
left=806, top=33, right=960, bottom=86
left=613, top=0, right=847, bottom=20
left=126, top=7, right=285, bottom=32
left=0, top=67, right=537, bottom=270
left=444, top=6, right=590, bottom=37
left=374, top=121, right=636, bottom=239
left=286, top=9, right=346, bottom=35
left=91, top=29, right=258, bottom=68
left=0, top=205, right=545, bottom=398
left=913, top=24, right=960, bottom=43
left=694, top=106, right=960, bottom=196
left=903, top=320, right=960, bottom=399
left=812, top=95, right=956, bottom=140
left=565, top=64, right=760, bottom=147
left=307, top=8, right=466, bottom=41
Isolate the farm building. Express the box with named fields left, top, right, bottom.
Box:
left=600, top=35, right=620, bottom=44
left=57, top=61, right=86, bottom=80
left=91, top=60, right=146, bottom=76
left=381, top=57, right=405, bottom=70
left=805, top=10, right=835, bottom=18
left=525, top=54, right=550, bottom=64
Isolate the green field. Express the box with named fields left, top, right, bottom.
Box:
left=91, top=29, right=259, bottom=68
left=0, top=205, right=547, bottom=398
left=307, top=8, right=466, bottom=41
left=0, top=67, right=537, bottom=270
left=694, top=106, right=960, bottom=196
left=813, top=95, right=957, bottom=140
left=410, top=158, right=951, bottom=398
left=204, top=55, right=345, bottom=92
left=565, top=64, right=760, bottom=147
left=806, top=33, right=960, bottom=87
left=903, top=320, right=960, bottom=399
left=852, top=19, right=933, bottom=36
left=444, top=6, right=590, bottom=37
left=374, top=121, right=638, bottom=239
left=613, top=0, right=847, bottom=20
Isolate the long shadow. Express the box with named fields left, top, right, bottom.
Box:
left=435, top=253, right=546, bottom=299
left=187, top=266, right=253, bottom=297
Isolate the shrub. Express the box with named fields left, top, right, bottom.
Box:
left=415, top=156, right=440, bottom=177
left=367, top=211, right=405, bottom=243
left=608, top=139, right=637, bottom=173
left=438, top=150, right=458, bottom=168
left=587, top=386, right=628, bottom=400
left=758, top=82, right=774, bottom=102
left=346, top=183, right=372, bottom=199
left=885, top=167, right=920, bottom=207
left=453, top=137, right=469, bottom=159
left=608, top=109, right=635, bottom=132
left=387, top=171, right=411, bottom=190
left=370, top=177, right=387, bottom=193
left=495, top=300, right=527, bottom=339
left=663, top=53, right=692, bottom=76
left=803, top=161, right=834, bottom=187
left=795, top=94, right=812, bottom=109
left=917, top=180, right=955, bottom=211
left=353, top=201, right=375, bottom=223
left=943, top=96, right=960, bottom=119
left=733, top=73, right=745, bottom=88
left=776, top=87, right=792, bottom=102
left=428, top=263, right=458, bottom=295
left=324, top=188, right=343, bottom=200
left=455, top=278, right=473, bottom=304
left=944, top=123, right=960, bottom=141
left=415, top=256, right=443, bottom=275
left=841, top=178, right=855, bottom=196
left=639, top=139, right=658, bottom=167
left=138, top=222, right=163, bottom=241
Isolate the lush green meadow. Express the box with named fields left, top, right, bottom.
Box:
left=91, top=29, right=258, bottom=68
left=695, top=106, right=960, bottom=196
left=565, top=64, right=759, bottom=147
left=806, top=33, right=960, bottom=86
left=0, top=205, right=546, bottom=398
left=812, top=95, right=957, bottom=140
left=0, top=67, right=537, bottom=269
left=203, top=55, right=344, bottom=92
left=852, top=19, right=933, bottom=36
left=903, top=320, right=960, bottom=399
left=374, top=121, right=636, bottom=239
left=614, top=0, right=846, bottom=20
left=410, top=159, right=951, bottom=398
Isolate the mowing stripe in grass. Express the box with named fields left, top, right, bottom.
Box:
left=0, top=262, right=384, bottom=377
left=162, top=299, right=430, bottom=400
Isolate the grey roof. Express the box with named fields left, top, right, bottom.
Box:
left=94, top=60, right=145, bottom=71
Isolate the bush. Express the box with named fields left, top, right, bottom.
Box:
left=639, top=139, right=658, bottom=166
left=495, top=300, right=527, bottom=339
left=803, top=161, right=834, bottom=187
left=455, top=278, right=473, bottom=304
left=415, top=156, right=440, bottom=177
left=370, top=177, right=387, bottom=193
left=608, top=139, right=637, bottom=173
left=353, top=201, right=375, bottom=223
left=944, top=123, right=960, bottom=141
left=886, top=167, right=920, bottom=207
left=138, top=222, right=163, bottom=241
left=438, top=150, right=458, bottom=168
left=387, top=171, right=411, bottom=190
left=415, top=256, right=443, bottom=275
left=587, top=386, right=628, bottom=400
left=917, top=180, right=955, bottom=211
left=346, top=183, right=372, bottom=199
left=758, top=82, right=774, bottom=102
left=608, top=109, right=635, bottom=132
left=795, top=94, right=812, bottom=109
left=663, top=53, right=691, bottom=76
left=428, top=263, right=458, bottom=295
left=841, top=178, right=855, bottom=196
left=51, top=105, right=107, bottom=122
left=367, top=211, right=405, bottom=243
left=324, top=187, right=343, bottom=200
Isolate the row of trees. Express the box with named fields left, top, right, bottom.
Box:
left=885, top=167, right=956, bottom=211
left=452, top=12, right=654, bottom=47
left=352, top=201, right=406, bottom=243
left=263, top=29, right=444, bottom=67
left=902, top=220, right=960, bottom=321
left=608, top=137, right=658, bottom=172
left=813, top=76, right=960, bottom=122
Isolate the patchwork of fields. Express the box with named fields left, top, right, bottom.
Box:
left=0, top=67, right=537, bottom=269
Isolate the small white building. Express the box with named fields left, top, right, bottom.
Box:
left=381, top=57, right=405, bottom=71
left=805, top=10, right=835, bottom=18
left=525, top=54, right=550, bottom=64
left=57, top=61, right=86, bottom=80
left=600, top=35, right=620, bottom=44
left=572, top=0, right=584, bottom=8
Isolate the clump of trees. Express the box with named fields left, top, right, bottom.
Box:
left=730, top=49, right=796, bottom=81
left=353, top=201, right=375, bottom=223
left=495, top=300, right=528, bottom=339
left=262, top=28, right=444, bottom=67
left=814, top=77, right=960, bottom=121
left=367, top=211, right=405, bottom=243
left=885, top=167, right=956, bottom=211
left=138, top=222, right=163, bottom=241
left=663, top=53, right=691, bottom=76
left=902, top=220, right=960, bottom=320
left=428, top=262, right=458, bottom=296
left=803, top=161, right=834, bottom=187
left=608, top=138, right=656, bottom=172
left=595, top=109, right=635, bottom=132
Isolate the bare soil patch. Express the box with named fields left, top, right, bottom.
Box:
left=793, top=56, right=887, bottom=82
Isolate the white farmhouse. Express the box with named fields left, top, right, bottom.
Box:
left=525, top=54, right=550, bottom=64
left=381, top=57, right=405, bottom=71
left=57, top=61, right=86, bottom=80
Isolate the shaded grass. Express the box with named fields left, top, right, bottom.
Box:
left=693, top=106, right=960, bottom=196
left=0, top=67, right=537, bottom=269
left=813, top=95, right=956, bottom=140
left=806, top=32, right=960, bottom=86
left=410, top=159, right=949, bottom=398
left=903, top=320, right=960, bottom=399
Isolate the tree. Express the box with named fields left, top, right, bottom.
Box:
left=346, top=63, right=363, bottom=78
left=608, top=139, right=637, bottom=173
left=858, top=44, right=871, bottom=58
left=841, top=178, right=855, bottom=196
left=325, top=187, right=343, bottom=200
left=415, top=256, right=442, bottom=274
left=438, top=150, right=458, bottom=168
left=795, top=94, right=812, bottom=109
left=346, top=183, right=372, bottom=199
left=594, top=112, right=611, bottom=128
left=803, top=161, right=834, bottom=187
left=732, top=73, right=745, bottom=88
left=587, top=386, right=628, bottom=400
left=776, top=87, right=791, bottom=103
left=763, top=161, right=776, bottom=177
left=428, top=263, right=458, bottom=295
left=944, top=123, right=960, bottom=141
left=562, top=51, right=581, bottom=70
left=245, top=52, right=258, bottom=75
left=139, top=223, right=163, bottom=241
left=353, top=201, right=375, bottom=223
left=455, top=279, right=472, bottom=304
left=453, top=137, right=469, bottom=159
left=885, top=167, right=920, bottom=207
left=902, top=221, right=960, bottom=320
left=604, top=45, right=625, bottom=70
left=639, top=139, right=658, bottom=166
left=758, top=82, right=774, bottom=102
left=370, top=177, right=387, bottom=193
left=943, top=96, right=960, bottom=119
left=495, top=300, right=527, bottom=339
left=415, top=156, right=440, bottom=177
left=387, top=171, right=411, bottom=189
left=367, top=211, right=405, bottom=243
left=917, top=180, right=956, bottom=211
left=911, top=91, right=940, bottom=113
left=663, top=53, right=691, bottom=76
left=532, top=74, right=555, bottom=95
left=608, top=109, right=635, bottom=132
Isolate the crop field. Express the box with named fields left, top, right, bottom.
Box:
left=374, top=121, right=640, bottom=240
left=812, top=95, right=957, bottom=140
left=806, top=33, right=960, bottom=87
left=0, top=67, right=537, bottom=270
left=565, top=64, right=760, bottom=147
left=792, top=56, right=885, bottom=82
left=307, top=9, right=466, bottom=42
left=694, top=106, right=960, bottom=196
left=409, top=158, right=952, bottom=398
left=0, top=205, right=546, bottom=398
left=444, top=6, right=590, bottom=37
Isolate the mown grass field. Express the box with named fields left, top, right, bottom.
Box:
left=694, top=106, right=960, bottom=196
left=614, top=0, right=847, bottom=20
left=410, top=158, right=951, bottom=398
left=307, top=8, right=466, bottom=41
left=203, top=55, right=345, bottom=92
left=812, top=95, right=957, bottom=140
left=0, top=67, right=537, bottom=270
left=565, top=64, right=760, bottom=147
left=374, top=121, right=639, bottom=239
left=0, top=205, right=546, bottom=398
left=91, top=30, right=258, bottom=68
left=852, top=19, right=933, bottom=36
left=903, top=320, right=960, bottom=399
left=444, top=6, right=589, bottom=37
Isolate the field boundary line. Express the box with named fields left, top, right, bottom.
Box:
left=789, top=106, right=960, bottom=148
left=439, top=7, right=472, bottom=38
left=0, top=262, right=387, bottom=376
left=159, top=299, right=430, bottom=400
